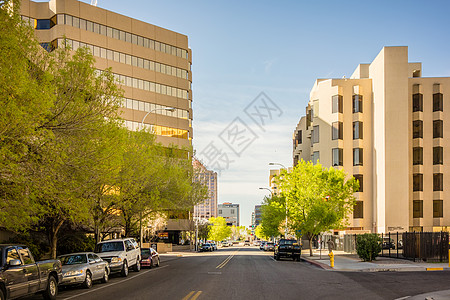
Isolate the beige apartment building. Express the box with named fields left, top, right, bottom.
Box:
left=293, top=46, right=450, bottom=234
left=20, top=0, right=192, bottom=148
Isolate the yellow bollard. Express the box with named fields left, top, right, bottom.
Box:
left=328, top=250, right=334, bottom=268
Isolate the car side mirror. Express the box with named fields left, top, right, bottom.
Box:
left=8, top=259, right=22, bottom=267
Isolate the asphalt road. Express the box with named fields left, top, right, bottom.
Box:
left=24, top=246, right=450, bottom=300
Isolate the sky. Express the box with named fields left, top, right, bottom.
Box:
left=38, top=0, right=450, bottom=227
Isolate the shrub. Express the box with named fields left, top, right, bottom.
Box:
left=5, top=233, right=49, bottom=260
left=57, top=232, right=96, bottom=256
left=356, top=233, right=381, bottom=262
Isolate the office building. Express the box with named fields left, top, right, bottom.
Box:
left=293, top=46, right=450, bottom=233
left=193, top=158, right=218, bottom=221
left=218, top=202, right=240, bottom=226
left=254, top=205, right=262, bottom=226
left=21, top=0, right=192, bottom=148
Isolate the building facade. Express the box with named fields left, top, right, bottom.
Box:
left=254, top=205, right=262, bottom=227
left=20, top=0, right=192, bottom=148
left=193, top=158, right=218, bottom=221
left=218, top=202, right=240, bottom=227
left=293, top=46, right=450, bottom=233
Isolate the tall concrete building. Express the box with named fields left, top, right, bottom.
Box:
left=20, top=0, right=193, bottom=243
left=218, top=202, right=240, bottom=227
left=293, top=46, right=450, bottom=234
left=254, top=205, right=262, bottom=226
left=20, top=0, right=192, bottom=148
left=193, top=158, right=218, bottom=221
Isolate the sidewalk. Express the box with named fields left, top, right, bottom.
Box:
left=301, top=249, right=450, bottom=272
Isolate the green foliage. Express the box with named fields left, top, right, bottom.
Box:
left=231, top=225, right=248, bottom=241
left=259, top=195, right=285, bottom=238
left=255, top=224, right=270, bottom=241
left=197, top=222, right=211, bottom=241
left=57, top=232, right=96, bottom=256
left=207, top=217, right=232, bottom=242
left=356, top=233, right=382, bottom=262
left=5, top=233, right=49, bottom=261
left=277, top=160, right=358, bottom=255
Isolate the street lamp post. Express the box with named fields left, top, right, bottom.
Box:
left=138, top=107, right=176, bottom=247
left=269, top=162, right=288, bottom=239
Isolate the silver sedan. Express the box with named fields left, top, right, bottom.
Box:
left=58, top=252, right=110, bottom=289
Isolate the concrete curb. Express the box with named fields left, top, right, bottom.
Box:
left=300, top=257, right=333, bottom=270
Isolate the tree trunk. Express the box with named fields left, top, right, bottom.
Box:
left=309, top=235, right=314, bottom=257
left=48, top=219, right=65, bottom=259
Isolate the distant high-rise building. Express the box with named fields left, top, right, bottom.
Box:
left=218, top=202, right=240, bottom=226
left=293, top=46, right=450, bottom=233
left=193, top=158, right=218, bottom=221
left=254, top=205, right=262, bottom=226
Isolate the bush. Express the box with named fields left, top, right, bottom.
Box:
left=5, top=233, right=49, bottom=260
left=356, top=233, right=381, bottom=262
left=57, top=232, right=96, bottom=256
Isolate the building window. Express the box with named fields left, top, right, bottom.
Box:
left=433, top=200, right=443, bottom=218
left=353, top=174, right=363, bottom=192
left=433, top=120, right=443, bottom=138
left=34, top=16, right=56, bottom=30
left=353, top=121, right=363, bottom=140
left=218, top=209, right=222, bottom=214
left=433, top=147, right=443, bottom=165
left=332, top=122, right=343, bottom=140
left=413, top=174, right=423, bottom=191
left=413, top=147, right=423, bottom=165
left=412, top=93, right=423, bottom=112
left=312, top=125, right=319, bottom=144
left=332, top=95, right=343, bottom=113
left=413, top=120, right=423, bottom=139
left=352, top=94, right=363, bottom=113
left=353, top=201, right=363, bottom=219
left=312, top=100, right=319, bottom=118
left=413, top=200, right=423, bottom=218
left=312, top=151, right=320, bottom=165
left=353, top=148, right=363, bottom=166
left=433, top=93, right=443, bottom=112
left=433, top=173, right=443, bottom=191
left=231, top=209, right=235, bottom=214
left=332, top=148, right=343, bottom=166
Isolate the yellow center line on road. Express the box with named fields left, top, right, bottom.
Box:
left=216, top=249, right=240, bottom=269
left=183, top=291, right=202, bottom=300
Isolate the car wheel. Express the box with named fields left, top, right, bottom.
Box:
left=101, top=268, right=109, bottom=283
left=150, top=258, right=154, bottom=268
left=0, top=288, right=5, bottom=300
left=276, top=254, right=280, bottom=261
left=42, top=275, right=58, bottom=300
left=155, top=257, right=160, bottom=267
left=133, top=258, right=141, bottom=272
left=120, top=260, right=129, bottom=277
left=83, top=271, right=93, bottom=289
left=297, top=256, right=301, bottom=262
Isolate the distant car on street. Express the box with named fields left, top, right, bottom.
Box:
left=260, top=241, right=267, bottom=250
left=140, top=248, right=160, bottom=268
left=382, top=238, right=395, bottom=250
left=58, top=252, right=109, bottom=289
left=264, top=242, right=275, bottom=251
left=244, top=240, right=250, bottom=246
left=253, top=240, right=261, bottom=246
left=201, top=243, right=213, bottom=252
left=221, top=241, right=229, bottom=247
left=274, top=239, right=301, bottom=261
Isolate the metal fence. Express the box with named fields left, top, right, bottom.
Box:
left=337, top=231, right=449, bottom=262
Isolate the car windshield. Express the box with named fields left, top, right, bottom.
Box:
left=95, top=242, right=125, bottom=253
left=267, top=243, right=274, bottom=246
left=141, top=248, right=151, bottom=258
left=280, top=240, right=296, bottom=245
left=59, top=254, right=87, bottom=265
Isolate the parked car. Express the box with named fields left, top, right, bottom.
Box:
left=382, top=238, right=395, bottom=250
left=94, top=238, right=141, bottom=277
left=244, top=240, right=250, bottom=246
left=253, top=240, right=261, bottom=246
left=140, top=248, right=160, bottom=268
left=208, top=241, right=217, bottom=251
left=274, top=239, right=302, bottom=261
left=200, top=243, right=213, bottom=252
left=221, top=241, right=229, bottom=247
left=260, top=241, right=267, bottom=250
left=264, top=242, right=275, bottom=251
left=58, top=252, right=109, bottom=289
left=0, top=244, right=62, bottom=300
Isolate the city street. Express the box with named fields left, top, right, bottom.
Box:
left=24, top=246, right=450, bottom=300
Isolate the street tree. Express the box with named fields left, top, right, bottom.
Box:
left=255, top=225, right=270, bottom=241
left=259, top=195, right=285, bottom=239
left=276, top=160, right=358, bottom=256
left=207, top=217, right=232, bottom=242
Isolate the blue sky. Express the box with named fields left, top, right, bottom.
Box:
left=39, top=0, right=450, bottom=227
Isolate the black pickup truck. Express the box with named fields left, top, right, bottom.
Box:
left=274, top=239, right=301, bottom=261
left=0, top=245, right=62, bottom=300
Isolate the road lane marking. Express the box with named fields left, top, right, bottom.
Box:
left=192, top=291, right=202, bottom=300
left=183, top=291, right=202, bottom=300
left=61, top=265, right=169, bottom=300
left=182, top=291, right=196, bottom=300
left=216, top=249, right=240, bottom=269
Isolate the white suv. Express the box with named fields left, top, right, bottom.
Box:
left=95, top=238, right=141, bottom=277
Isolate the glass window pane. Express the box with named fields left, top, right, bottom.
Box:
left=433, top=120, right=443, bottom=138
left=413, top=174, right=423, bottom=191
left=413, top=120, right=423, bottom=139
left=413, top=200, right=423, bottom=218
